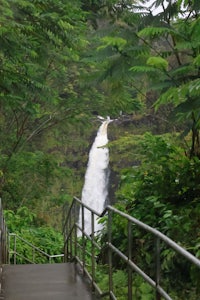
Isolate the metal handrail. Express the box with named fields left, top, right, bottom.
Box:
left=63, top=196, right=200, bottom=300
left=0, top=198, right=9, bottom=299
left=0, top=198, right=64, bottom=266
left=9, top=233, right=64, bottom=264
left=0, top=199, right=9, bottom=265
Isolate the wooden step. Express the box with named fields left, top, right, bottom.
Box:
left=2, top=263, right=97, bottom=300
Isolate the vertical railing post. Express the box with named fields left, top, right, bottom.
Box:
left=128, top=220, right=133, bottom=300
left=0, top=231, right=2, bottom=266
left=14, top=234, right=17, bottom=265
left=0, top=199, right=9, bottom=265
left=69, top=213, right=72, bottom=260
left=108, top=209, right=113, bottom=298
left=63, top=202, right=68, bottom=262
left=64, top=215, right=68, bottom=262
left=91, top=212, right=95, bottom=290
left=82, top=205, right=86, bottom=274
left=5, top=227, right=9, bottom=264
left=74, top=201, right=77, bottom=260
left=8, top=233, right=11, bottom=264
left=155, top=237, right=161, bottom=300
left=32, top=247, right=35, bottom=264
left=1, top=221, right=6, bottom=264
left=0, top=199, right=2, bottom=265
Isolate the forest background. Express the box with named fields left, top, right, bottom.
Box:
left=1, top=0, right=200, bottom=298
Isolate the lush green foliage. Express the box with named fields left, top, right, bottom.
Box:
left=95, top=1, right=200, bottom=296
left=92, top=0, right=200, bottom=156
left=0, top=0, right=87, bottom=206
left=1, top=0, right=200, bottom=297
left=105, top=132, right=200, bottom=298
left=5, top=206, right=64, bottom=263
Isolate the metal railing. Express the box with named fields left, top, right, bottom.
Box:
left=0, top=199, right=9, bottom=266
left=0, top=199, right=9, bottom=299
left=0, top=199, right=64, bottom=265
left=9, top=233, right=64, bottom=264
left=63, top=196, right=200, bottom=300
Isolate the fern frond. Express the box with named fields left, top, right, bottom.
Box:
left=97, top=36, right=127, bottom=51
left=169, top=65, right=196, bottom=77
left=188, top=79, right=200, bottom=97
left=148, top=80, right=172, bottom=92
left=162, top=50, right=173, bottom=58
left=138, top=26, right=171, bottom=38
left=126, top=44, right=149, bottom=56
left=190, top=13, right=200, bottom=37
left=174, top=41, right=194, bottom=50
left=174, top=98, right=200, bottom=118
left=155, top=78, right=200, bottom=111
left=154, top=87, right=180, bottom=111
left=193, top=54, right=200, bottom=66
left=147, top=56, right=168, bottom=70
left=130, top=65, right=158, bottom=73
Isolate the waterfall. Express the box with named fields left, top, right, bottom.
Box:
left=79, top=118, right=111, bottom=235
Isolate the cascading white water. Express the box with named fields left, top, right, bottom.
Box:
left=79, top=118, right=111, bottom=235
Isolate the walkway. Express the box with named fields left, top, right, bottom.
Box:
left=2, top=263, right=97, bottom=300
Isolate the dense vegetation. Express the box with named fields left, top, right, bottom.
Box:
left=1, top=0, right=200, bottom=298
